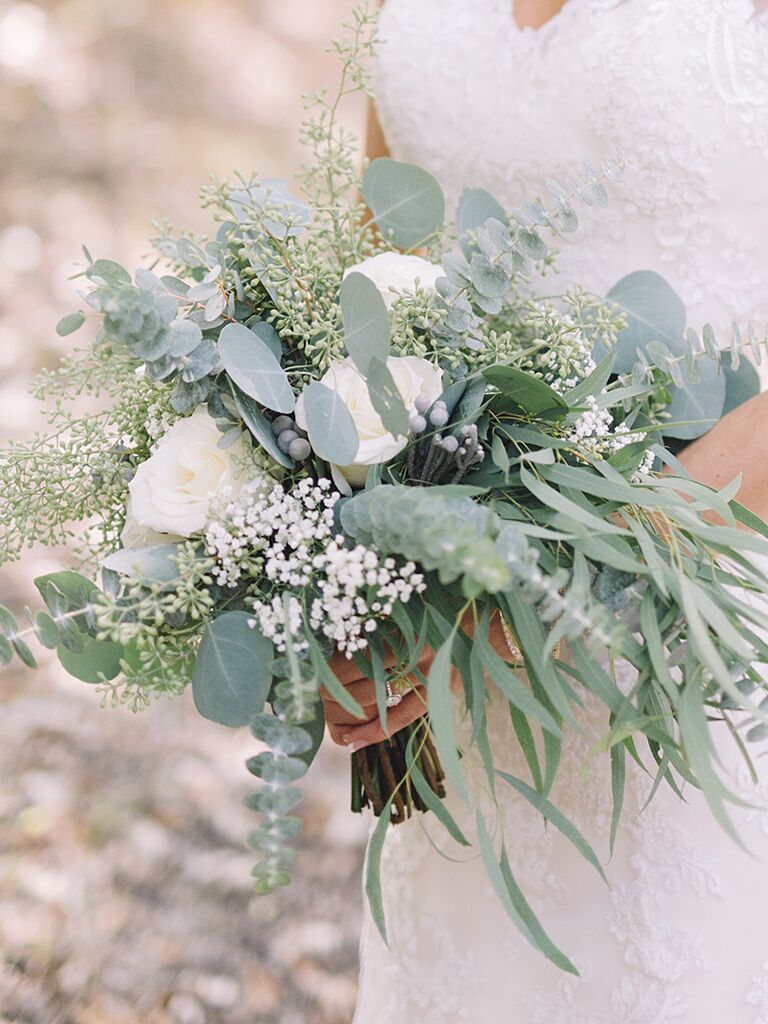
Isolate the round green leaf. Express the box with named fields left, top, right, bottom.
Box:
left=102, top=543, right=184, bottom=583
left=605, top=271, right=687, bottom=374
left=56, top=311, right=86, bottom=337
left=340, top=272, right=391, bottom=374
left=0, top=635, right=12, bottom=665
left=218, top=322, right=295, bottom=414
left=248, top=321, right=282, bottom=361
left=246, top=752, right=307, bottom=784
left=34, top=611, right=60, bottom=650
left=663, top=359, right=726, bottom=440
left=192, top=612, right=274, bottom=727
left=299, top=381, right=359, bottom=465
left=457, top=188, right=507, bottom=258
left=362, top=158, right=446, bottom=251
left=722, top=356, right=761, bottom=417
left=58, top=637, right=124, bottom=683
left=250, top=713, right=314, bottom=756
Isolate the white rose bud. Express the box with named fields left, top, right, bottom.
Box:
left=295, top=356, right=444, bottom=487
left=123, top=407, right=262, bottom=541
left=343, top=252, right=444, bottom=310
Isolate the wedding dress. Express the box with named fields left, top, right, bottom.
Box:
left=353, top=2, right=768, bottom=1021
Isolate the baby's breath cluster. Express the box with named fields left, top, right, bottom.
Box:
left=306, top=541, right=424, bottom=656
left=206, top=476, right=424, bottom=656
left=567, top=395, right=646, bottom=458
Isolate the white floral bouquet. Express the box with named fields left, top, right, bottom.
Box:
left=3, top=6, right=768, bottom=969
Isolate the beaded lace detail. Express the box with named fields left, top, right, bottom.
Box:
left=353, top=3, right=768, bottom=1022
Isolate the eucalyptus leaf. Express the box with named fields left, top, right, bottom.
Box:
left=365, top=356, right=409, bottom=438
left=483, top=365, right=567, bottom=416
left=340, top=272, right=391, bottom=373
left=58, top=636, right=125, bottom=683
left=362, top=158, right=446, bottom=250
left=192, top=612, right=274, bottom=727
left=457, top=188, right=507, bottom=257
left=663, top=358, right=726, bottom=441
left=102, top=544, right=184, bottom=583
left=606, top=271, right=686, bottom=374
left=233, top=388, right=293, bottom=469
left=299, top=381, right=359, bottom=465
left=218, top=322, right=295, bottom=414
left=56, top=311, right=86, bottom=337
left=722, top=356, right=760, bottom=417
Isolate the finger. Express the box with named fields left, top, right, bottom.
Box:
left=319, top=676, right=379, bottom=707
left=327, top=714, right=378, bottom=745
left=340, top=688, right=428, bottom=751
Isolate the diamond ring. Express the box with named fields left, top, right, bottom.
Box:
left=385, top=680, right=404, bottom=708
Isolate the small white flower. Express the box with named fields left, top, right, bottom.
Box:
left=344, top=252, right=444, bottom=310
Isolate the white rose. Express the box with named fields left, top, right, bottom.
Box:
left=297, top=356, right=444, bottom=487
left=344, top=252, right=444, bottom=310
left=124, top=407, right=256, bottom=540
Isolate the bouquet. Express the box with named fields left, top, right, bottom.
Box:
left=3, top=6, right=768, bottom=970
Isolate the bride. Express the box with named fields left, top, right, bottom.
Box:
left=323, top=1, right=768, bottom=1020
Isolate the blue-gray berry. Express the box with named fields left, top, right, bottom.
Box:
left=277, top=429, right=298, bottom=453
left=271, top=415, right=294, bottom=436
left=429, top=405, right=449, bottom=428
left=288, top=437, right=312, bottom=460
left=409, top=413, right=427, bottom=434
left=441, top=435, right=459, bottom=454
left=414, top=393, right=431, bottom=415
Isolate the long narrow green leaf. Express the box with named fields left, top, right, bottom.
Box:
left=731, top=499, right=768, bottom=540
left=427, top=629, right=467, bottom=802
left=501, top=590, right=573, bottom=723
left=677, top=682, right=743, bottom=846
left=497, top=772, right=607, bottom=882
left=520, top=467, right=624, bottom=535
left=475, top=624, right=561, bottom=736
left=475, top=812, right=578, bottom=975
left=405, top=733, right=471, bottom=847
left=365, top=796, right=394, bottom=944
left=509, top=703, right=544, bottom=792
left=609, top=742, right=625, bottom=857
left=305, top=631, right=366, bottom=720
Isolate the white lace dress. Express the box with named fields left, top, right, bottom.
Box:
left=353, top=2, right=768, bottom=1022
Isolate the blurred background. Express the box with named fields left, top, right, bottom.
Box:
left=0, top=2, right=370, bottom=1022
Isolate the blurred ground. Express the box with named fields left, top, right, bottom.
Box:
left=0, top=3, right=369, bottom=1021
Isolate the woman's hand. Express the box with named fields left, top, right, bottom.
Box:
left=321, top=613, right=514, bottom=751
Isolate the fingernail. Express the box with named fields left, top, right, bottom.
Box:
left=346, top=740, right=367, bottom=753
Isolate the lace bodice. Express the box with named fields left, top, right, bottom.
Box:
left=353, top=4, right=768, bottom=1023
left=374, top=0, right=768, bottom=338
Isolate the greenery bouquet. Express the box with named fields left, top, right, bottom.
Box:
left=3, top=5, right=768, bottom=969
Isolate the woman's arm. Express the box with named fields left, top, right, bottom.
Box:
left=678, top=389, right=768, bottom=519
